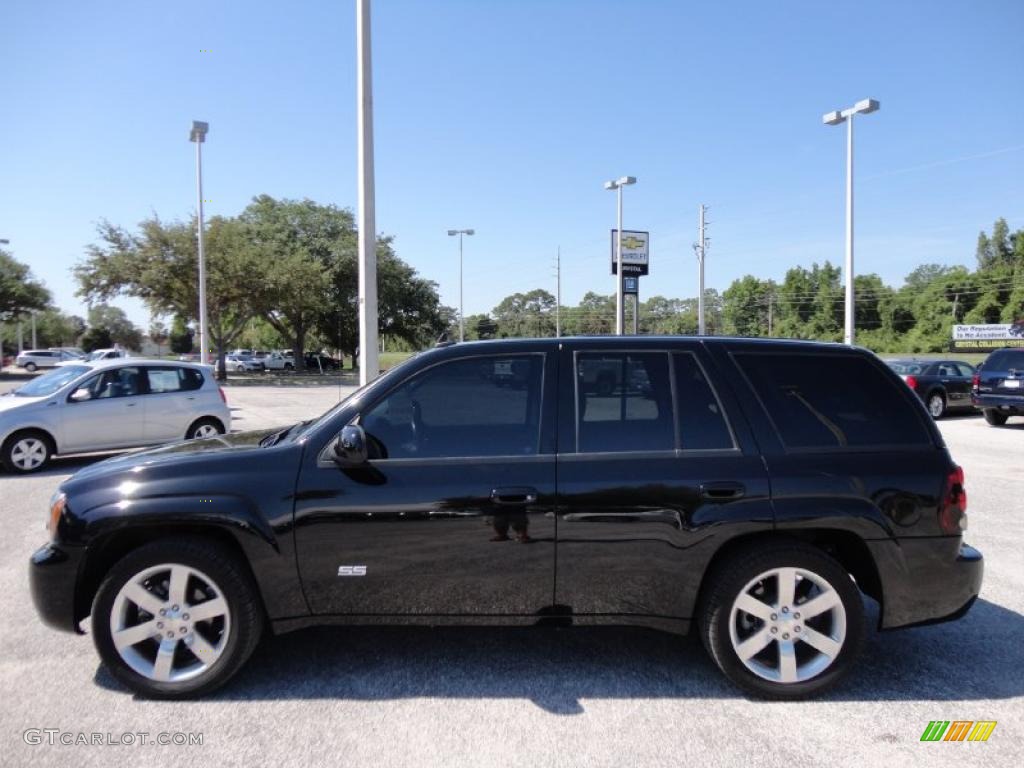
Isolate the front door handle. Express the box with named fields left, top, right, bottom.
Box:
left=491, top=487, right=538, bottom=506
left=700, top=481, right=745, bottom=501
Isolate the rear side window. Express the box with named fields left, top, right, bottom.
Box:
left=673, top=353, right=735, bottom=450
left=735, top=352, right=931, bottom=449
left=576, top=352, right=674, bottom=452
left=984, top=350, right=1024, bottom=371
left=145, top=366, right=204, bottom=393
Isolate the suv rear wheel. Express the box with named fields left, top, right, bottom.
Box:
left=983, top=408, right=1008, bottom=426
left=92, top=537, right=263, bottom=699
left=700, top=542, right=865, bottom=699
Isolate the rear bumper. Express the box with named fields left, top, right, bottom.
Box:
left=971, top=394, right=1024, bottom=413
left=29, top=543, right=84, bottom=634
left=867, top=538, right=983, bottom=629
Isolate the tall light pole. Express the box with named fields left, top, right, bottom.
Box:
left=693, top=204, right=709, bottom=335
left=356, top=0, right=379, bottom=385
left=604, top=176, right=636, bottom=335
left=447, top=228, right=474, bottom=342
left=189, top=120, right=209, bottom=365
left=823, top=98, right=879, bottom=346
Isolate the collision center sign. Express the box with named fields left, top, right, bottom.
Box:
left=951, top=323, right=1024, bottom=351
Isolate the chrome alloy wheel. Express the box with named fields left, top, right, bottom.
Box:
left=193, top=423, right=219, bottom=439
left=728, top=566, right=846, bottom=684
left=928, top=394, right=944, bottom=418
left=10, top=437, right=48, bottom=470
left=109, top=563, right=231, bottom=683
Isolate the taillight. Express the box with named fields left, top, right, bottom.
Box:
left=972, top=373, right=980, bottom=390
left=905, top=374, right=918, bottom=390
left=939, top=465, right=968, bottom=534
left=219, top=386, right=227, bottom=404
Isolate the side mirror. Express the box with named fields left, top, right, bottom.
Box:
left=333, top=424, right=368, bottom=466
left=69, top=388, right=92, bottom=403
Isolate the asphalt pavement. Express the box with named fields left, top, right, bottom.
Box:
left=0, top=387, right=1021, bottom=768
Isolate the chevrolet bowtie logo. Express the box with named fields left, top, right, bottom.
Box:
left=621, top=236, right=645, bottom=249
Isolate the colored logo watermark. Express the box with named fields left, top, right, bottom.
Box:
left=920, top=721, right=997, bottom=742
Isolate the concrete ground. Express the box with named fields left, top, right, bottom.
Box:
left=0, top=386, right=1021, bottom=767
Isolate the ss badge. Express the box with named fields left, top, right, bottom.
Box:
left=337, top=565, right=367, bottom=577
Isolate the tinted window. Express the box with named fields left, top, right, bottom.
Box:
left=984, top=350, right=1024, bottom=371
left=576, top=352, right=673, bottom=452
left=955, top=363, right=975, bottom=377
left=736, top=353, right=930, bottom=449
left=362, top=355, right=543, bottom=459
left=673, top=353, right=734, bottom=450
left=145, top=366, right=203, bottom=393
left=886, top=361, right=924, bottom=375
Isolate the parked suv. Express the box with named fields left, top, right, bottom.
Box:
left=972, top=347, right=1024, bottom=425
left=29, top=338, right=981, bottom=700
left=15, top=349, right=81, bottom=372
left=884, top=358, right=976, bottom=418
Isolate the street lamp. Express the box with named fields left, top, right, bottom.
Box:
left=447, top=229, right=475, bottom=342
left=823, top=98, right=879, bottom=346
left=604, top=176, right=637, bottom=335
left=189, top=120, right=210, bottom=366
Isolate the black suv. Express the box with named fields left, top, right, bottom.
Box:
left=29, top=337, right=982, bottom=700
left=972, top=346, right=1024, bottom=425
left=884, top=358, right=976, bottom=418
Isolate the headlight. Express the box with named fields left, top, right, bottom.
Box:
left=47, top=492, right=66, bottom=538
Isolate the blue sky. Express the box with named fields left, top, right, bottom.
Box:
left=2, top=0, right=1022, bottom=327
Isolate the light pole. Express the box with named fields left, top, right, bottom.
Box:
left=604, top=176, right=636, bottom=335
left=823, top=98, right=879, bottom=346
left=447, top=229, right=474, bottom=342
left=356, top=0, right=379, bottom=385
left=189, top=120, right=210, bottom=365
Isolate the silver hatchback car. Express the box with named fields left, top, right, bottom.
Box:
left=0, top=360, right=231, bottom=473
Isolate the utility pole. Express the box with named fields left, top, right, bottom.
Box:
left=693, top=204, right=708, bottom=335
left=767, top=291, right=774, bottom=337
left=952, top=292, right=960, bottom=321
left=356, top=0, right=379, bottom=385
left=31, top=311, right=37, bottom=349
left=554, top=246, right=561, bottom=338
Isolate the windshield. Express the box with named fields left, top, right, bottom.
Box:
left=13, top=365, right=90, bottom=397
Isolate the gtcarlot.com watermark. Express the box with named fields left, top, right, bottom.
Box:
left=24, top=729, right=203, bottom=747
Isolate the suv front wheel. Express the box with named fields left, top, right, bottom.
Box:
left=92, top=537, right=264, bottom=699
left=700, top=542, right=865, bottom=700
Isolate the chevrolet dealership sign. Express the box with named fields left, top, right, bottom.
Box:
left=610, top=229, right=649, bottom=275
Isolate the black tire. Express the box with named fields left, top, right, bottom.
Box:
left=284, top=363, right=294, bottom=371
left=185, top=417, right=225, bottom=440
left=983, top=409, right=1008, bottom=426
left=1, top=429, right=54, bottom=473
left=91, top=537, right=264, bottom=699
left=926, top=391, right=946, bottom=419
left=24, top=362, right=38, bottom=372
left=699, top=541, right=865, bottom=700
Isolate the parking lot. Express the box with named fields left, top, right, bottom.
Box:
left=1, top=384, right=1021, bottom=767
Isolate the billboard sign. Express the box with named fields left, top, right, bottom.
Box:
left=950, top=322, right=1024, bottom=352
left=610, top=230, right=649, bottom=275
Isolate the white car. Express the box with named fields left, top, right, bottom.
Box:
left=15, top=349, right=82, bottom=372
left=225, top=354, right=264, bottom=372
left=86, top=348, right=129, bottom=362
left=0, top=360, right=231, bottom=473
left=261, top=351, right=295, bottom=370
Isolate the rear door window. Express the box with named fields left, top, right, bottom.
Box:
left=145, top=366, right=204, bottom=393
left=673, top=353, right=735, bottom=450
left=575, top=352, right=674, bottom=452
left=734, top=352, right=931, bottom=450
left=984, top=350, right=1024, bottom=371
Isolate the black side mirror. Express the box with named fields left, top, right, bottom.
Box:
left=333, top=424, right=368, bottom=466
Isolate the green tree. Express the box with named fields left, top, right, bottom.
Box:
left=168, top=315, right=194, bottom=355
left=492, top=290, right=557, bottom=338
left=86, top=304, right=143, bottom=350
left=81, top=326, right=113, bottom=353
left=0, top=249, right=50, bottom=322
left=722, top=276, right=774, bottom=336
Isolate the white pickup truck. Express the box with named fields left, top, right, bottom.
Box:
left=261, top=352, right=295, bottom=370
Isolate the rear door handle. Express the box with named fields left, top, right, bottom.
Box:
left=700, top=481, right=745, bottom=501
left=491, top=487, right=538, bottom=506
